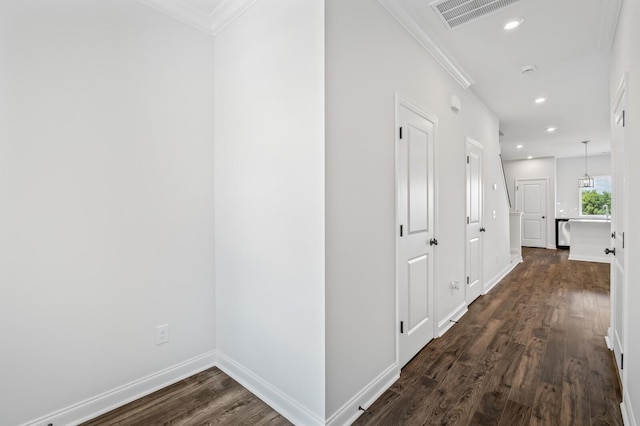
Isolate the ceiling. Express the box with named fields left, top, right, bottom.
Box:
left=141, top=0, right=622, bottom=161
left=380, top=0, right=622, bottom=160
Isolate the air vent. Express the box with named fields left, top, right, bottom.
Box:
left=430, top=0, right=522, bottom=29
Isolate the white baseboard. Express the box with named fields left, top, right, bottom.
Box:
left=215, top=350, right=324, bottom=426
left=568, top=254, right=610, bottom=263
left=605, top=328, right=613, bottom=350
left=483, top=260, right=519, bottom=295
left=438, top=302, right=467, bottom=337
left=621, top=386, right=636, bottom=426
left=22, top=351, right=216, bottom=426
left=326, top=363, right=399, bottom=426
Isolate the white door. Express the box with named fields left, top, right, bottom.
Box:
left=466, top=139, right=483, bottom=303
left=516, top=179, right=548, bottom=248
left=397, top=100, right=436, bottom=367
left=610, top=76, right=627, bottom=376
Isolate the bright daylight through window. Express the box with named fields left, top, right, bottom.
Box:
left=579, top=175, right=611, bottom=216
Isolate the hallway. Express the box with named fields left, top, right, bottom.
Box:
left=355, top=248, right=623, bottom=425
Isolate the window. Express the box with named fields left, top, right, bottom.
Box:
left=579, top=175, right=611, bottom=216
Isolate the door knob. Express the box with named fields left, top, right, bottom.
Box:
left=430, top=238, right=438, bottom=246
left=605, top=248, right=616, bottom=255
left=542, top=216, right=546, bottom=219
left=480, top=227, right=486, bottom=232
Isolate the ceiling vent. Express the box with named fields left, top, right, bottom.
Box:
left=430, top=0, right=522, bottom=29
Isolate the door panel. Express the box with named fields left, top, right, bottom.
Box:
left=523, top=220, right=542, bottom=240
left=408, top=254, right=429, bottom=331
left=466, top=140, right=483, bottom=303
left=516, top=179, right=548, bottom=248
left=611, top=78, right=626, bottom=376
left=408, top=127, right=429, bottom=234
left=398, top=101, right=435, bottom=367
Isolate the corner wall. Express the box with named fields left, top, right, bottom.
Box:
left=325, top=0, right=509, bottom=420
left=213, top=0, right=326, bottom=424
left=0, top=2, right=216, bottom=425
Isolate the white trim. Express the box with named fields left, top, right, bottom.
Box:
left=377, top=0, right=474, bottom=89
left=483, top=258, right=519, bottom=295
left=215, top=351, right=324, bottom=426
left=605, top=327, right=614, bottom=350
left=437, top=302, right=467, bottom=337
left=567, top=254, right=610, bottom=263
left=596, top=0, right=623, bottom=51
left=209, top=0, right=261, bottom=35
left=136, top=0, right=214, bottom=34
left=621, top=386, right=637, bottom=426
left=326, top=363, right=399, bottom=426
left=21, top=351, right=216, bottom=426
left=136, top=0, right=260, bottom=36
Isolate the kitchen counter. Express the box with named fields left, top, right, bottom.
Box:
left=568, top=218, right=611, bottom=263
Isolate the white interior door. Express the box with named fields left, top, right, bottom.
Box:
left=610, top=76, right=627, bottom=376
left=516, top=179, right=548, bottom=248
left=466, top=139, right=483, bottom=303
left=397, top=100, right=435, bottom=367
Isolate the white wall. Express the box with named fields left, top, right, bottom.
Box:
left=325, top=0, right=510, bottom=420
left=0, top=2, right=216, bottom=425
left=610, top=0, right=640, bottom=423
left=503, top=157, right=556, bottom=248
left=213, top=0, right=325, bottom=424
left=556, top=154, right=610, bottom=218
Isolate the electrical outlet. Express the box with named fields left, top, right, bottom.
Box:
left=156, top=324, right=169, bottom=345
left=492, top=209, right=496, bottom=219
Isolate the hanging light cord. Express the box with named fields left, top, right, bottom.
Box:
left=583, top=141, right=589, bottom=176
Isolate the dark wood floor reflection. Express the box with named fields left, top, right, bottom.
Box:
left=354, top=247, right=622, bottom=425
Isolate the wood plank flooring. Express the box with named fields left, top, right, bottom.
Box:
left=354, top=248, right=622, bottom=425
left=80, top=367, right=291, bottom=426
left=83, top=248, right=622, bottom=425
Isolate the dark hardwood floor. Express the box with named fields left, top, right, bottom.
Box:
left=80, top=367, right=291, bottom=426
left=83, top=248, right=622, bottom=425
left=354, top=247, right=622, bottom=425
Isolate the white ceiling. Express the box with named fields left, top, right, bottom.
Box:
left=380, top=0, right=622, bottom=160
left=141, top=0, right=621, bottom=161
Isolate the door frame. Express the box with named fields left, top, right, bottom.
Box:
left=394, top=94, right=439, bottom=371
left=465, top=137, right=484, bottom=302
left=609, top=73, right=628, bottom=388
left=514, top=177, right=550, bottom=248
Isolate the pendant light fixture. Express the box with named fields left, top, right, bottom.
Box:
left=578, top=140, right=594, bottom=188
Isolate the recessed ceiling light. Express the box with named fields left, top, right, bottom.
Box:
left=546, top=127, right=557, bottom=133
left=527, top=156, right=533, bottom=159
left=504, top=17, right=524, bottom=30
left=534, top=97, right=547, bottom=104
left=516, top=144, right=523, bottom=149
left=521, top=64, right=537, bottom=74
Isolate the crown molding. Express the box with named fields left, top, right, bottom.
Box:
left=137, top=0, right=214, bottom=35
left=137, top=0, right=260, bottom=36
left=595, top=0, right=622, bottom=51
left=209, top=0, right=261, bottom=35
left=377, top=0, right=474, bottom=89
